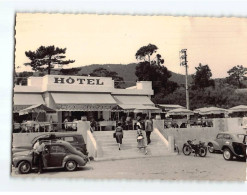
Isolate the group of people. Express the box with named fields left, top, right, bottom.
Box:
left=114, top=116, right=154, bottom=154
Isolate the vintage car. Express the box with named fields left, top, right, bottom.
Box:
left=222, top=133, right=246, bottom=161
left=208, top=132, right=246, bottom=160
left=12, top=140, right=88, bottom=174
left=12, top=133, right=88, bottom=155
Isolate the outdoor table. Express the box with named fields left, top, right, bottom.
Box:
left=98, top=121, right=116, bottom=131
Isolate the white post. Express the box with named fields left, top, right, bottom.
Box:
left=168, top=136, right=175, bottom=153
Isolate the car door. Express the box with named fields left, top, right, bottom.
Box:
left=215, top=133, right=224, bottom=149
left=223, top=134, right=232, bottom=148
left=46, top=145, right=67, bottom=168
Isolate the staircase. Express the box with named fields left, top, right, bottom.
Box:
left=93, top=130, right=170, bottom=161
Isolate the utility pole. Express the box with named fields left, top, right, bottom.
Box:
left=180, top=49, right=190, bottom=110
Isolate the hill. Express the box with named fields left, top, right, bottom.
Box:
left=17, top=63, right=193, bottom=88
left=58, top=63, right=192, bottom=88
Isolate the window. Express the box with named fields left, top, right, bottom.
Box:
left=50, top=145, right=66, bottom=153
left=223, top=134, right=231, bottom=140
left=63, top=136, right=75, bottom=143
left=237, top=134, right=245, bottom=140
left=216, top=134, right=223, bottom=139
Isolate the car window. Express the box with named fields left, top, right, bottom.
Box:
left=223, top=134, right=231, bottom=139
left=216, top=134, right=224, bottom=139
left=63, top=136, right=75, bottom=143
left=237, top=134, right=245, bottom=140
left=50, top=145, right=66, bottom=153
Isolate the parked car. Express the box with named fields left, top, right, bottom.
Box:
left=12, top=140, right=88, bottom=174
left=12, top=133, right=88, bottom=155
left=208, top=132, right=246, bottom=160
left=222, top=133, right=246, bottom=161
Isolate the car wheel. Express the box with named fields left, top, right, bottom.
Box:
left=65, top=160, right=77, bottom=171
left=208, top=143, right=214, bottom=153
left=18, top=161, right=31, bottom=174
left=223, top=148, right=233, bottom=161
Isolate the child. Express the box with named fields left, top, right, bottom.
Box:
left=136, top=119, right=148, bottom=155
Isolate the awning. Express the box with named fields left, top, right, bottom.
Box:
left=113, top=95, right=154, bottom=105
left=194, top=107, right=228, bottom=115
left=13, top=94, right=45, bottom=112
left=51, top=93, right=117, bottom=111
left=19, top=104, right=56, bottom=115
left=166, top=108, right=194, bottom=116
left=113, top=95, right=160, bottom=112
left=228, top=105, right=247, bottom=113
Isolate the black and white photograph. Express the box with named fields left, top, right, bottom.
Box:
left=11, top=13, right=247, bottom=181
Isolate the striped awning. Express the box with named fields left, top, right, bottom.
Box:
left=51, top=93, right=117, bottom=111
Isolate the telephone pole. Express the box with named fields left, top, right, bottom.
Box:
left=180, top=49, right=190, bottom=110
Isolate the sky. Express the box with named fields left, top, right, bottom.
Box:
left=15, top=13, right=247, bottom=78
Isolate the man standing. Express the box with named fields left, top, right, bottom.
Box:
left=33, top=140, right=45, bottom=174
left=145, top=116, right=153, bottom=145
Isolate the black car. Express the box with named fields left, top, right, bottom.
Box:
left=221, top=132, right=246, bottom=161
left=13, top=140, right=88, bottom=174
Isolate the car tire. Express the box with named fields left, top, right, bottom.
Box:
left=208, top=143, right=214, bottom=153
left=18, top=161, right=31, bottom=174
left=65, top=160, right=77, bottom=171
left=223, top=148, right=233, bottom=161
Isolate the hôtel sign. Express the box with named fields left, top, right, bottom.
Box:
left=48, top=75, right=114, bottom=88
left=54, top=77, right=104, bottom=85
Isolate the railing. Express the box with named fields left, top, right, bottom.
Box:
left=163, top=119, right=214, bottom=129
left=13, top=122, right=78, bottom=133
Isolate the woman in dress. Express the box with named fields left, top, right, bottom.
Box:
left=115, top=122, right=124, bottom=150
left=136, top=118, right=148, bottom=155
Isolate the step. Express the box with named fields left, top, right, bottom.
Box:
left=92, top=130, right=170, bottom=161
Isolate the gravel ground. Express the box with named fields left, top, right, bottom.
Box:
left=11, top=152, right=246, bottom=181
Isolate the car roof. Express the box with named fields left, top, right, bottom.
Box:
left=31, top=132, right=83, bottom=144
left=43, top=140, right=73, bottom=147
left=218, top=131, right=246, bottom=135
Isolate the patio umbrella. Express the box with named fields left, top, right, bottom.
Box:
left=228, top=105, right=247, bottom=113
left=166, top=108, right=194, bottom=116
left=19, top=104, right=56, bottom=116
left=194, top=107, right=228, bottom=115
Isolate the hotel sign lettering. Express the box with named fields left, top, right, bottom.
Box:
left=54, top=77, right=104, bottom=85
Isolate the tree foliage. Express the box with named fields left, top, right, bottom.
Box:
left=135, top=44, right=178, bottom=96
left=25, top=45, right=75, bottom=75
left=226, top=65, right=247, bottom=88
left=15, top=71, right=34, bottom=85
left=59, top=68, right=81, bottom=75
left=89, top=67, right=125, bottom=88
left=161, top=80, right=247, bottom=109
left=192, top=63, right=215, bottom=89
left=135, top=44, right=158, bottom=63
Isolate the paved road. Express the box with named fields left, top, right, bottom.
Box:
left=12, top=152, right=246, bottom=181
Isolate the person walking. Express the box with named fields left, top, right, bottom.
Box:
left=136, top=118, right=148, bottom=155
left=33, top=139, right=45, bottom=174
left=145, top=116, right=153, bottom=145
left=115, top=122, right=124, bottom=150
